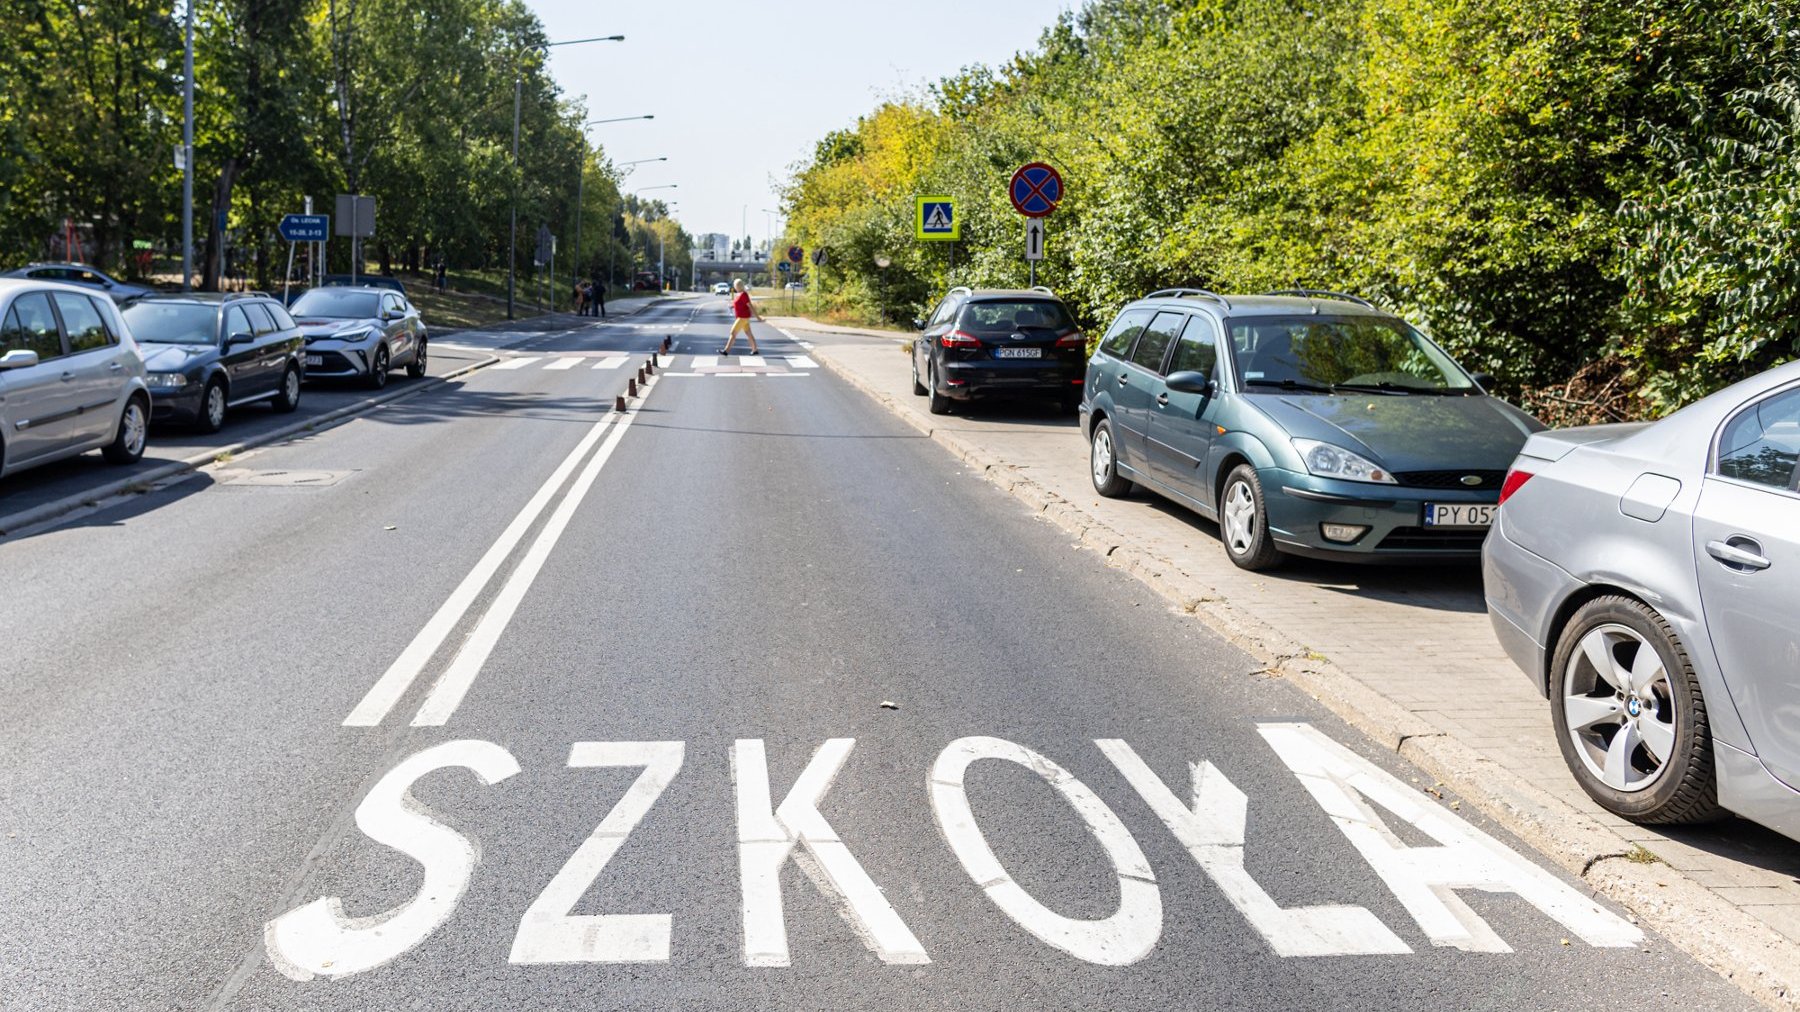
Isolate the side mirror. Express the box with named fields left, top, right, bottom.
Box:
left=1165, top=369, right=1211, bottom=395
left=0, top=349, right=41, bottom=370
left=912, top=318, right=926, bottom=331
left=225, top=332, right=253, bottom=348
left=1470, top=371, right=1495, bottom=389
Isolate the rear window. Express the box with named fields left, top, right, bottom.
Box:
left=1099, top=309, right=1153, bottom=358
left=53, top=292, right=115, bottom=352
left=957, top=300, right=1072, bottom=334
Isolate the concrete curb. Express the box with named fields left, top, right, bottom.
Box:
left=0, top=352, right=499, bottom=538
left=811, top=340, right=1800, bottom=1011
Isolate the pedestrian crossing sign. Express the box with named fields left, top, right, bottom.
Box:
left=915, top=195, right=960, bottom=241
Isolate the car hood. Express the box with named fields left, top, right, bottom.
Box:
left=139, top=343, right=217, bottom=371
left=1251, top=392, right=1545, bottom=472
left=297, top=318, right=378, bottom=340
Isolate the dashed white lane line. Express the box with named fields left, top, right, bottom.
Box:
left=491, top=357, right=542, bottom=370
left=544, top=357, right=582, bottom=370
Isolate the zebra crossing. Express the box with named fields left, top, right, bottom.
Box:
left=487, top=353, right=820, bottom=376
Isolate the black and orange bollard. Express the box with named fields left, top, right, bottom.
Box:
left=661, top=335, right=671, bottom=353
left=645, top=358, right=655, bottom=376
left=627, top=377, right=638, bottom=397
left=613, top=394, right=627, bottom=412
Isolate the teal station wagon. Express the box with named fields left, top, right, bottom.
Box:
left=1080, top=289, right=1544, bottom=570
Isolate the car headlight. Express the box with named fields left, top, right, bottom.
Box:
left=147, top=372, right=188, bottom=389
left=1291, top=438, right=1395, bottom=484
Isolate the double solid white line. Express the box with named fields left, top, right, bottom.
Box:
left=344, top=379, right=655, bottom=727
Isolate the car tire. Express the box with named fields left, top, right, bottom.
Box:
left=273, top=365, right=301, bottom=413
left=366, top=345, right=390, bottom=390
left=911, top=354, right=927, bottom=396
left=1549, top=596, right=1723, bottom=824
left=102, top=395, right=148, bottom=465
left=1090, top=417, right=1133, bottom=498
left=196, top=379, right=228, bottom=434
left=926, top=362, right=952, bottom=415
left=406, top=338, right=428, bottom=379
left=1218, top=464, right=1283, bottom=571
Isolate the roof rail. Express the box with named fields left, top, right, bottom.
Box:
left=1028, top=285, right=1055, bottom=295
left=1145, top=287, right=1232, bottom=310
left=948, top=285, right=973, bottom=296
left=222, top=290, right=274, bottom=301
left=1260, top=288, right=1374, bottom=308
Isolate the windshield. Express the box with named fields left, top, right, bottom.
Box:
left=121, top=302, right=217, bottom=344
left=958, top=300, right=1073, bottom=334
left=1228, top=315, right=1474, bottom=393
left=291, top=289, right=380, bottom=319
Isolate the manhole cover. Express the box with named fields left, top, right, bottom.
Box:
left=222, top=469, right=355, bottom=487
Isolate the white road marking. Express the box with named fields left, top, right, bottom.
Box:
left=593, top=356, right=628, bottom=370
left=690, top=355, right=718, bottom=370
left=732, top=739, right=929, bottom=967
left=1097, top=739, right=1409, bottom=957
left=1258, top=722, right=1644, bottom=951
left=784, top=355, right=819, bottom=370
left=492, top=357, right=542, bottom=370
left=544, top=357, right=582, bottom=370
left=342, top=412, right=621, bottom=727
left=264, top=740, right=521, bottom=980
left=930, top=736, right=1161, bottom=966
left=510, top=742, right=683, bottom=964
left=409, top=378, right=656, bottom=726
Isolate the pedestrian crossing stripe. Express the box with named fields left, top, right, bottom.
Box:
left=491, top=357, right=541, bottom=370
left=488, top=355, right=817, bottom=374
left=593, top=356, right=628, bottom=370
left=543, top=357, right=581, bottom=370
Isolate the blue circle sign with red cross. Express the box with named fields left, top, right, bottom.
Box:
left=1009, top=162, right=1064, bottom=218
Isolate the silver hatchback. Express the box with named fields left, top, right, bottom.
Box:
left=0, top=279, right=150, bottom=478
left=1484, top=360, right=1800, bottom=840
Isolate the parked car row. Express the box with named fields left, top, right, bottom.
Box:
left=0, top=278, right=429, bottom=478
left=911, top=282, right=1799, bottom=843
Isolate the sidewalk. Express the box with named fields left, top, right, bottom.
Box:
left=774, top=315, right=1800, bottom=1010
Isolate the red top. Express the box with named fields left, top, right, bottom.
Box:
left=732, top=291, right=753, bottom=319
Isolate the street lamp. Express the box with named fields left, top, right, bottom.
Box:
left=509, top=34, right=624, bottom=320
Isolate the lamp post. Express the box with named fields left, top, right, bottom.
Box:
left=509, top=34, right=624, bottom=321
left=181, top=0, right=194, bottom=290
left=570, top=125, right=656, bottom=301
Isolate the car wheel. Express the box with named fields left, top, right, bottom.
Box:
left=1549, top=596, right=1723, bottom=824
left=1090, top=417, right=1133, bottom=498
left=196, top=379, right=227, bottom=433
left=1219, top=464, right=1282, bottom=570
left=911, top=354, right=927, bottom=396
left=926, top=362, right=952, bottom=415
left=273, top=365, right=301, bottom=413
left=406, top=338, right=428, bottom=379
left=366, top=345, right=390, bottom=390
left=102, top=395, right=148, bottom=464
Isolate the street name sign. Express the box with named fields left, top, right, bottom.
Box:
left=915, top=196, right=959, bottom=241
left=279, top=214, right=330, bottom=242
left=1025, top=218, right=1045, bottom=261
left=1009, top=162, right=1063, bottom=218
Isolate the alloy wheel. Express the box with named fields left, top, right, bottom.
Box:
left=1091, top=427, right=1114, bottom=486
left=1561, top=623, right=1677, bottom=792
left=206, top=386, right=226, bottom=428
left=122, top=400, right=146, bottom=456
left=1222, top=480, right=1257, bottom=555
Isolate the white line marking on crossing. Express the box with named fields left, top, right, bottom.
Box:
left=409, top=379, right=657, bottom=726
left=785, top=356, right=819, bottom=369
left=342, top=412, right=620, bottom=727
left=593, top=356, right=628, bottom=370
left=544, top=357, right=582, bottom=370
left=491, top=357, right=542, bottom=370
left=691, top=355, right=718, bottom=370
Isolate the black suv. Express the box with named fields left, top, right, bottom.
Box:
left=121, top=292, right=306, bottom=432
left=911, top=286, right=1086, bottom=414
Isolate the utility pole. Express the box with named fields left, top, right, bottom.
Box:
left=181, top=0, right=194, bottom=290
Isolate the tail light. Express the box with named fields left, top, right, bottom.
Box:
left=940, top=329, right=981, bottom=349
left=1498, top=467, right=1535, bottom=505
left=1055, top=329, right=1085, bottom=348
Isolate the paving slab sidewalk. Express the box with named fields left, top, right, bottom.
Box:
left=774, top=315, right=1800, bottom=1010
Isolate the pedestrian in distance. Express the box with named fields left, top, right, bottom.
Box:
left=574, top=279, right=589, bottom=316
left=591, top=275, right=606, bottom=319
left=435, top=259, right=447, bottom=292
left=721, top=278, right=761, bottom=355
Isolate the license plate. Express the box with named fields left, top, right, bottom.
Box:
left=995, top=347, right=1041, bottom=359
left=1424, top=503, right=1496, bottom=527
left=306, top=354, right=323, bottom=366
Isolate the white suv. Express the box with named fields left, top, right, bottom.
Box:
left=0, top=279, right=150, bottom=479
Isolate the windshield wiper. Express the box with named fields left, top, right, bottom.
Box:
left=1242, top=377, right=1335, bottom=394
left=1331, top=381, right=1414, bottom=396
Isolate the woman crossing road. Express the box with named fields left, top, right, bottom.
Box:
left=721, top=278, right=761, bottom=355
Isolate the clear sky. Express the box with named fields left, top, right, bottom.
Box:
left=529, top=1, right=1076, bottom=249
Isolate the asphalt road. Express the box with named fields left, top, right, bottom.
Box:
left=0, top=298, right=1756, bottom=1010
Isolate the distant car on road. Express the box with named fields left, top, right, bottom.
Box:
left=1484, top=360, right=1800, bottom=841
left=290, top=286, right=425, bottom=390
left=784, top=281, right=804, bottom=291
left=1082, top=289, right=1542, bottom=570
left=0, top=279, right=149, bottom=478
left=711, top=282, right=731, bottom=295
left=1, top=262, right=154, bottom=304
left=910, top=286, right=1086, bottom=416
left=122, top=292, right=304, bottom=431
left=318, top=274, right=407, bottom=295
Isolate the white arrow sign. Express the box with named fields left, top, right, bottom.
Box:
left=1025, top=218, right=1045, bottom=262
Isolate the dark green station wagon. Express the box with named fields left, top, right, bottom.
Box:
left=1080, top=289, right=1544, bottom=570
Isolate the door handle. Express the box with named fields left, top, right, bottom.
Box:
left=108, top=362, right=122, bottom=372
left=1117, top=373, right=1129, bottom=387
left=1707, top=538, right=1771, bottom=572
left=1156, top=392, right=1169, bottom=407
left=60, top=371, right=74, bottom=381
